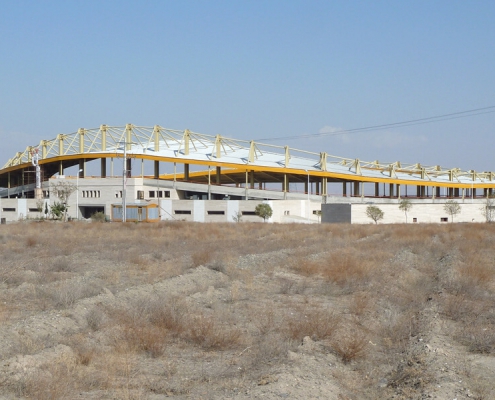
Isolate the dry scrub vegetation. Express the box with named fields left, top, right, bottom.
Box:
left=0, top=221, right=495, bottom=399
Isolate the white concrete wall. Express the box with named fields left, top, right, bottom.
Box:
left=352, top=202, right=486, bottom=224
left=1, top=176, right=490, bottom=225
left=193, top=201, right=205, bottom=222
left=159, top=199, right=173, bottom=220
left=227, top=200, right=240, bottom=222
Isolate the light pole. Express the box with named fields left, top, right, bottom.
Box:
left=208, top=166, right=211, bottom=200
left=123, top=146, right=127, bottom=223
left=118, top=140, right=134, bottom=223
left=76, top=169, right=83, bottom=220
left=305, top=170, right=310, bottom=221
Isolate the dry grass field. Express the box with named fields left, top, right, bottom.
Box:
left=0, top=220, right=495, bottom=399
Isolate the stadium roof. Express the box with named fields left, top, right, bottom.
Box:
left=1, top=124, right=494, bottom=189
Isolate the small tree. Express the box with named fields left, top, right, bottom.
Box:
left=255, top=203, right=273, bottom=222
left=51, top=181, right=76, bottom=222
left=36, top=199, right=44, bottom=219
left=366, top=205, right=384, bottom=224
left=50, top=201, right=66, bottom=220
left=398, top=199, right=412, bottom=223
left=232, top=211, right=243, bottom=223
left=480, top=195, right=495, bottom=223
left=444, top=200, right=461, bottom=223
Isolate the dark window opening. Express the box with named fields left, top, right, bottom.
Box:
left=207, top=211, right=225, bottom=215
left=175, top=210, right=192, bottom=215
left=28, top=208, right=40, bottom=212
left=242, top=211, right=256, bottom=216
left=413, top=218, right=417, bottom=223
left=164, top=191, right=170, bottom=198
left=149, top=191, right=155, bottom=198
left=2, top=208, right=15, bottom=212
left=441, top=217, right=448, bottom=222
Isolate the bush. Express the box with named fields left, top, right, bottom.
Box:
left=330, top=327, right=368, bottom=363
left=90, top=212, right=107, bottom=222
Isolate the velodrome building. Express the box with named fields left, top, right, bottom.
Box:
left=1, top=124, right=494, bottom=223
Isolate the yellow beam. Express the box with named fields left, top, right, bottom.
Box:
left=2, top=151, right=495, bottom=189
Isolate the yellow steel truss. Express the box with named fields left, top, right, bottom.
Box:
left=2, top=125, right=495, bottom=189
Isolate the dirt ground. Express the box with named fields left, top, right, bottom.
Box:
left=0, top=221, right=494, bottom=399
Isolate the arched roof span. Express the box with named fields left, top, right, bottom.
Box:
left=1, top=124, right=494, bottom=189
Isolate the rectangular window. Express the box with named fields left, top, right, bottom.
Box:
left=149, top=191, right=155, bottom=198
left=28, top=208, right=39, bottom=212
left=441, top=217, right=448, bottom=222
left=137, top=190, right=144, bottom=200
left=2, top=208, right=15, bottom=212
left=242, top=211, right=256, bottom=216
left=207, top=211, right=225, bottom=215
left=413, top=218, right=417, bottom=223
left=174, top=210, right=192, bottom=215
left=164, top=191, right=170, bottom=198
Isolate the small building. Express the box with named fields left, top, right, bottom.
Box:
left=111, top=202, right=160, bottom=222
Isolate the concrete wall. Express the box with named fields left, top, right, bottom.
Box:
left=1, top=176, right=490, bottom=225
left=156, top=199, right=321, bottom=223
left=351, top=202, right=485, bottom=224
left=321, top=204, right=352, bottom=223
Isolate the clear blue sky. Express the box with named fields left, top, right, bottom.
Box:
left=1, top=0, right=494, bottom=171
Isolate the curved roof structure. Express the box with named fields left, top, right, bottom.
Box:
left=1, top=124, right=494, bottom=193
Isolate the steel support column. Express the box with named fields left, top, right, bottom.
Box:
left=322, top=177, right=327, bottom=196
left=101, top=158, right=106, bottom=178
left=126, top=159, right=132, bottom=178
left=184, top=164, right=189, bottom=181
left=154, top=161, right=159, bottom=179
left=353, top=181, right=360, bottom=197
left=216, top=166, right=221, bottom=185
left=79, top=159, right=85, bottom=176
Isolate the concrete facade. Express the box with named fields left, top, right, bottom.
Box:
left=0, top=175, right=491, bottom=224
left=350, top=202, right=485, bottom=224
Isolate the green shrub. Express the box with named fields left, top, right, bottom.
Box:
left=90, top=212, right=107, bottom=222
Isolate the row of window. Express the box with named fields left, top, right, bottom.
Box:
left=134, top=190, right=171, bottom=199
left=174, top=210, right=258, bottom=216
left=82, top=190, right=101, bottom=198
left=283, top=210, right=321, bottom=215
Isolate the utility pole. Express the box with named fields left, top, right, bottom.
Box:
left=119, top=139, right=135, bottom=223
